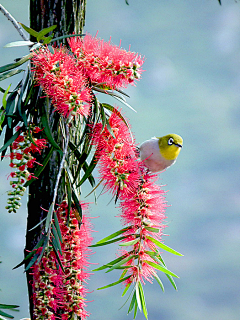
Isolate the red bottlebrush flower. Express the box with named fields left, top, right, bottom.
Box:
left=27, top=158, right=36, bottom=168
left=68, top=33, right=145, bottom=90
left=33, top=126, right=43, bottom=133
left=30, top=139, right=47, bottom=153
left=30, top=201, right=93, bottom=320
left=9, top=162, right=15, bottom=168
left=31, top=47, right=92, bottom=118
left=15, top=153, right=23, bottom=160
left=92, top=111, right=140, bottom=198
left=18, top=164, right=26, bottom=171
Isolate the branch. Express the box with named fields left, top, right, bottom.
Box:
left=0, top=4, right=28, bottom=41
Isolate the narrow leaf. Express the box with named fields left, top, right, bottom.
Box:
left=97, top=275, right=131, bottom=290
left=106, top=254, right=134, bottom=273
left=144, top=226, right=159, bottom=233
left=45, top=203, right=54, bottom=233
left=52, top=224, right=63, bottom=255
left=4, top=40, right=34, bottom=47
left=146, top=236, right=183, bottom=256
left=93, top=227, right=130, bottom=245
left=50, top=240, right=64, bottom=271
left=0, top=309, right=14, bottom=318
left=28, top=217, right=47, bottom=232
left=0, top=69, right=24, bottom=82
left=25, top=251, right=40, bottom=272
left=72, top=190, right=82, bottom=222
left=139, top=282, right=148, bottom=319
left=19, top=23, right=39, bottom=38
left=92, top=253, right=128, bottom=271
left=0, top=305, right=19, bottom=310
left=144, top=260, right=179, bottom=278
left=119, top=238, right=140, bottom=246
left=53, top=210, right=63, bottom=243
left=135, top=283, right=142, bottom=312
left=122, top=282, right=131, bottom=297
left=152, top=273, right=164, bottom=292
left=50, top=33, right=85, bottom=43
left=128, top=291, right=136, bottom=314
left=37, top=25, right=57, bottom=42
left=90, top=236, right=127, bottom=247
left=0, top=130, right=20, bottom=154
left=41, top=104, right=62, bottom=152
left=0, top=54, right=32, bottom=74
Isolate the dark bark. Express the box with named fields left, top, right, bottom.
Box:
left=25, top=0, right=86, bottom=317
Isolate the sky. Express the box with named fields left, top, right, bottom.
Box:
left=0, top=1, right=240, bottom=319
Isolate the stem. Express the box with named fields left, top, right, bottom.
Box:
left=0, top=4, right=28, bottom=41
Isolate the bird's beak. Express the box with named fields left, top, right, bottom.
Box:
left=174, top=143, right=182, bottom=148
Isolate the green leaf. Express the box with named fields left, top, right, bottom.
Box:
left=144, top=226, right=160, bottom=233
left=50, top=33, right=85, bottom=43
left=122, top=282, right=131, bottom=297
left=166, top=274, right=178, bottom=290
left=143, top=260, right=179, bottom=278
left=134, top=299, right=138, bottom=319
left=27, top=217, right=47, bottom=232
left=36, top=237, right=49, bottom=265
left=43, top=35, right=54, bottom=45
left=0, top=69, right=24, bottom=82
left=97, top=275, right=131, bottom=290
left=53, top=210, right=63, bottom=243
left=139, top=282, right=148, bottom=319
left=6, top=90, right=18, bottom=128
left=92, top=227, right=130, bottom=246
left=52, top=224, right=63, bottom=255
left=0, top=309, right=14, bottom=318
left=72, top=189, right=82, bottom=222
left=112, top=94, right=137, bottom=113
left=101, top=103, right=129, bottom=128
left=25, top=251, right=40, bottom=272
left=41, top=104, right=62, bottom=152
left=19, top=23, right=39, bottom=39
left=106, top=254, right=134, bottom=273
left=119, top=237, right=140, bottom=247
left=90, top=236, right=127, bottom=247
left=0, top=305, right=19, bottom=310
left=135, top=282, right=142, bottom=312
left=50, top=240, right=64, bottom=271
left=77, top=154, right=98, bottom=187
left=4, top=40, right=34, bottom=48
left=92, top=253, right=129, bottom=271
left=0, top=130, right=20, bottom=154
left=106, top=117, right=116, bottom=139
left=45, top=203, right=54, bottom=233
left=152, top=272, right=165, bottom=292
left=146, top=236, right=183, bottom=256
left=128, top=291, right=136, bottom=314
left=37, top=25, right=57, bottom=42
left=0, top=54, right=32, bottom=74
left=13, top=236, right=46, bottom=270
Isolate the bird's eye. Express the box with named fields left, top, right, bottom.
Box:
left=168, top=137, right=174, bottom=145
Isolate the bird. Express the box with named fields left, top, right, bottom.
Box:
left=139, top=134, right=183, bottom=173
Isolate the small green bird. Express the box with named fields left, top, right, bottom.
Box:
left=139, top=134, right=183, bottom=172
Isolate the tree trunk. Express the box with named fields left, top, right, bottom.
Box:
left=25, top=0, right=86, bottom=317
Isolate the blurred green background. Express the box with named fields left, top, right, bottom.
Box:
left=0, top=0, right=240, bottom=319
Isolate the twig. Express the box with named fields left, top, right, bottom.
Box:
left=0, top=4, right=28, bottom=41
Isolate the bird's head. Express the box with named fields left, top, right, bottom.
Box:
left=158, top=134, right=183, bottom=161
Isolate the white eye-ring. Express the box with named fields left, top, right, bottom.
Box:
left=168, top=137, right=174, bottom=145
